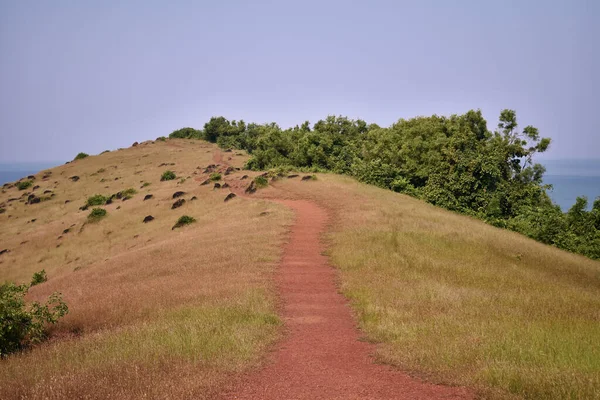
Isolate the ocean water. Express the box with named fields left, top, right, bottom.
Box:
left=542, top=159, right=600, bottom=211
left=0, top=162, right=63, bottom=186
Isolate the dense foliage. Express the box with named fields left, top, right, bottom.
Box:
left=0, top=277, right=68, bottom=356
left=172, top=111, right=599, bottom=259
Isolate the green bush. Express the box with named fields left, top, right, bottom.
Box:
left=30, top=270, right=47, bottom=286
left=210, top=173, right=222, bottom=181
left=121, top=188, right=137, bottom=199
left=254, top=175, right=269, bottom=188
left=16, top=180, right=32, bottom=191
left=172, top=215, right=196, bottom=230
left=156, top=136, right=167, bottom=142
left=86, top=194, right=108, bottom=206
left=142, top=182, right=151, bottom=188
left=87, top=208, right=107, bottom=222
left=161, top=170, right=176, bottom=181
left=0, top=278, right=68, bottom=357
left=74, top=152, right=89, bottom=161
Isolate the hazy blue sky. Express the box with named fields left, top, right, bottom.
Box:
left=0, top=0, right=598, bottom=163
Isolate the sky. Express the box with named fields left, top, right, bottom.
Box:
left=0, top=0, right=598, bottom=163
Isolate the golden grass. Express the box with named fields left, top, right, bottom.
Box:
left=0, top=140, right=292, bottom=399
left=274, top=175, right=600, bottom=400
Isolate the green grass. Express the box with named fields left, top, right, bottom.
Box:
left=172, top=215, right=196, bottom=230
left=253, top=176, right=268, bottom=188
left=86, top=194, right=108, bottom=206
left=209, top=173, right=221, bottom=182
left=278, top=175, right=600, bottom=400
left=161, top=170, right=176, bottom=181
left=16, top=181, right=32, bottom=191
left=87, top=208, right=107, bottom=222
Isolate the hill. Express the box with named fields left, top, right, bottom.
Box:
left=1, top=139, right=599, bottom=399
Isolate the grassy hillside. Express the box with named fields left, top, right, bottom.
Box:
left=1, top=139, right=598, bottom=399
left=0, top=140, right=292, bottom=398
left=271, top=175, right=600, bottom=399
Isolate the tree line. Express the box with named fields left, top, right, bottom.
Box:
left=169, top=110, right=599, bottom=260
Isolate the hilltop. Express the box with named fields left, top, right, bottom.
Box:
left=0, top=139, right=599, bottom=399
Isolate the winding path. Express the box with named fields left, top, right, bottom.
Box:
left=217, top=150, right=473, bottom=399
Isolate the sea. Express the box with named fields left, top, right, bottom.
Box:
left=1, top=160, right=598, bottom=212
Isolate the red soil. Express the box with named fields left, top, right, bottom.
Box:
left=227, top=196, right=474, bottom=399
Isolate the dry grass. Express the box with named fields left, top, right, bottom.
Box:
left=273, top=175, right=600, bottom=400
left=0, top=140, right=292, bottom=399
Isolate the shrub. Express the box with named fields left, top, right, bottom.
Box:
left=210, top=173, right=222, bottom=181
left=30, top=270, right=48, bottom=286
left=0, top=208, right=5, bottom=214
left=142, top=182, right=151, bottom=188
left=96, top=168, right=106, bottom=173
left=0, top=279, right=68, bottom=356
left=74, top=152, right=89, bottom=161
left=121, top=188, right=137, bottom=199
left=86, top=194, right=108, bottom=206
left=172, top=215, right=196, bottom=230
left=87, top=208, right=107, bottom=222
left=254, top=175, right=269, bottom=188
left=161, top=170, right=176, bottom=181
left=101, top=150, right=110, bottom=154
left=156, top=136, right=167, bottom=142
left=16, top=181, right=32, bottom=191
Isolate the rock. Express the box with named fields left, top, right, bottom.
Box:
left=29, top=197, right=41, bottom=204
left=64, top=200, right=70, bottom=204
left=224, top=148, right=232, bottom=152
left=200, top=179, right=211, bottom=186
left=259, top=211, right=270, bottom=216
left=301, top=175, right=313, bottom=181
left=30, top=219, right=36, bottom=223
left=172, top=191, right=185, bottom=199
left=27, top=194, right=36, bottom=201
left=79, top=204, right=89, bottom=211
left=224, top=166, right=235, bottom=175
left=70, top=176, right=80, bottom=182
left=245, top=181, right=257, bottom=194
left=116, top=206, right=121, bottom=210
left=27, top=175, right=35, bottom=179
left=33, top=185, right=40, bottom=190
left=0, top=249, right=9, bottom=255
left=44, top=190, right=52, bottom=194
left=287, top=174, right=299, bottom=178
left=190, top=196, right=198, bottom=201
left=105, top=198, right=113, bottom=205
left=222, top=183, right=230, bottom=188
left=224, top=193, right=236, bottom=202
left=63, top=228, right=70, bottom=234
left=132, top=141, right=139, bottom=146
left=213, top=183, right=221, bottom=189
left=241, top=175, right=249, bottom=180
left=172, top=199, right=185, bottom=209
left=143, top=215, right=154, bottom=223
left=143, top=194, right=153, bottom=201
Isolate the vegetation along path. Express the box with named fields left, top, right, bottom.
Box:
left=226, top=188, right=473, bottom=398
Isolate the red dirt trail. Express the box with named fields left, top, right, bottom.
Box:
left=226, top=197, right=473, bottom=399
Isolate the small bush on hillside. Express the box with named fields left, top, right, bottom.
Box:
left=74, top=152, right=89, bottom=161
left=254, top=175, right=269, bottom=188
left=210, top=173, right=221, bottom=181
left=30, top=270, right=48, bottom=286
left=86, top=194, right=108, bottom=206
left=87, top=208, right=107, bottom=222
left=16, top=181, right=32, bottom=191
left=0, top=208, right=5, bottom=214
left=0, top=278, right=68, bottom=357
left=142, top=182, right=151, bottom=188
left=121, top=188, right=137, bottom=199
left=96, top=168, right=106, bottom=173
left=161, top=170, right=176, bottom=181
left=156, top=136, right=167, bottom=142
left=172, top=215, right=196, bottom=230
left=101, top=150, right=110, bottom=154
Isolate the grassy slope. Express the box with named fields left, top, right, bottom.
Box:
left=272, top=175, right=600, bottom=399
left=0, top=140, right=292, bottom=399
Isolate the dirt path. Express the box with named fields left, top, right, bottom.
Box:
left=225, top=195, right=473, bottom=399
